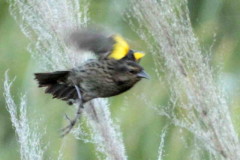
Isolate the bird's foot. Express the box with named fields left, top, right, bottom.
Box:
left=61, top=85, right=83, bottom=137
left=60, top=114, right=78, bottom=137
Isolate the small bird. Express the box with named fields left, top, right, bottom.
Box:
left=69, top=29, right=145, bottom=62
left=35, top=59, right=149, bottom=104
left=35, top=30, right=149, bottom=136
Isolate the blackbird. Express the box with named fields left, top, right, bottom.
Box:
left=69, top=29, right=145, bottom=62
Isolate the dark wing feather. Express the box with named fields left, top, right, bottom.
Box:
left=35, top=71, right=70, bottom=86
left=34, top=71, right=79, bottom=103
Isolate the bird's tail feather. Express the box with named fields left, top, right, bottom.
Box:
left=34, top=71, right=78, bottom=102
left=34, top=71, right=69, bottom=86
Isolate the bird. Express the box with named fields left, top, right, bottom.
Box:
left=35, top=59, right=149, bottom=102
left=34, top=30, right=149, bottom=136
left=69, top=29, right=145, bottom=62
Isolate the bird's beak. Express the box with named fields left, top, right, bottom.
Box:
left=137, top=70, right=150, bottom=79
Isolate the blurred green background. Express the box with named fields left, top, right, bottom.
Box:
left=1, top=0, right=240, bottom=159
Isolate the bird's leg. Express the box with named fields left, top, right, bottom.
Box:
left=61, top=85, right=84, bottom=137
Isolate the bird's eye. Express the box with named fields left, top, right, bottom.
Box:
left=129, top=70, right=137, bottom=74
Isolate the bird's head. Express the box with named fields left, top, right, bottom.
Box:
left=113, top=60, right=149, bottom=87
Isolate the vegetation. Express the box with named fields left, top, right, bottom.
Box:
left=0, top=0, right=240, bottom=159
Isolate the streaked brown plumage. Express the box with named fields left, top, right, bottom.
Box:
left=35, top=59, right=148, bottom=104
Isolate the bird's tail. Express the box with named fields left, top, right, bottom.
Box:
left=34, top=71, right=78, bottom=103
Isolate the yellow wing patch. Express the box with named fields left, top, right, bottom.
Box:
left=133, top=52, right=145, bottom=61
left=108, top=35, right=130, bottom=60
